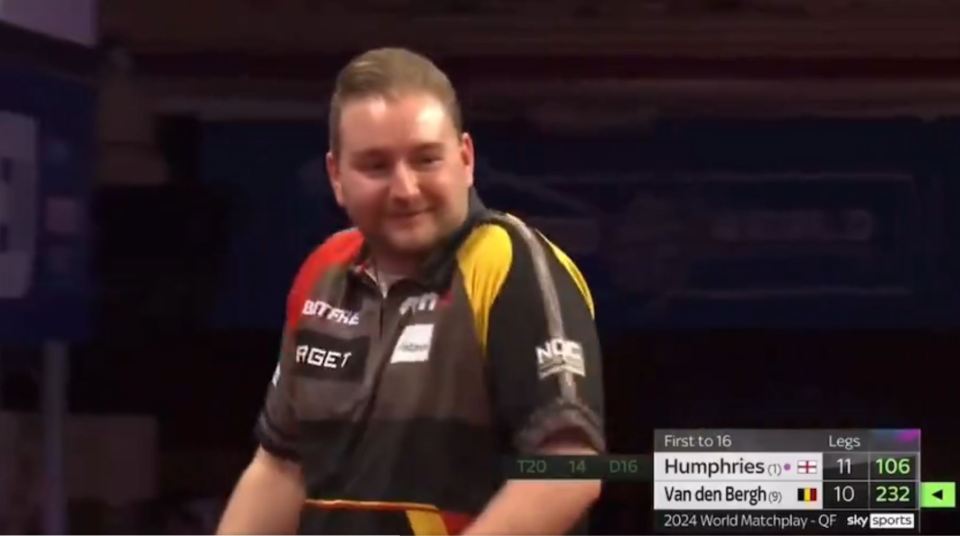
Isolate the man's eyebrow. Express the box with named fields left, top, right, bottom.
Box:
left=351, top=148, right=391, bottom=160
left=411, top=142, right=445, bottom=152
left=350, top=142, right=445, bottom=160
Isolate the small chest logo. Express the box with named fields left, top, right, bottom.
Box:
left=390, top=323, right=434, bottom=364
left=303, top=299, right=361, bottom=326
left=399, top=292, right=439, bottom=315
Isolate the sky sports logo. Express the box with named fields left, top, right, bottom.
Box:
left=870, top=513, right=914, bottom=529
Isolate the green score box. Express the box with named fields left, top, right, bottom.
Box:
left=921, top=482, right=956, bottom=508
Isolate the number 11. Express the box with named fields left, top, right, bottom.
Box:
left=837, top=458, right=851, bottom=474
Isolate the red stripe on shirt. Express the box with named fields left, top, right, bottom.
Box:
left=286, top=229, right=364, bottom=331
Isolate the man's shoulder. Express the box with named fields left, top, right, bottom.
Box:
left=285, top=228, right=363, bottom=318
left=456, top=212, right=574, bottom=283
left=456, top=213, right=517, bottom=273
left=306, top=228, right=365, bottom=269
left=295, top=228, right=363, bottom=278
left=460, top=212, right=574, bottom=270
left=460, top=212, right=595, bottom=314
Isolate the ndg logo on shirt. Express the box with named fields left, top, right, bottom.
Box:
left=536, top=337, right=586, bottom=379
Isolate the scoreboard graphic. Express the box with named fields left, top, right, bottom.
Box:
left=506, top=428, right=955, bottom=534
left=654, top=429, right=951, bottom=534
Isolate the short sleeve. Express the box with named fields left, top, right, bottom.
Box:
left=254, top=301, right=302, bottom=460
left=485, top=222, right=606, bottom=454
left=252, top=252, right=323, bottom=459
left=252, top=229, right=364, bottom=459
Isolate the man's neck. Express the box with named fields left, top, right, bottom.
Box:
left=367, top=251, right=424, bottom=280
left=364, top=252, right=423, bottom=298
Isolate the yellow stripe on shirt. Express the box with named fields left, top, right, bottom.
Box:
left=456, top=224, right=512, bottom=355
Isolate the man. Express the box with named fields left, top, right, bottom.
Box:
left=217, top=47, right=605, bottom=535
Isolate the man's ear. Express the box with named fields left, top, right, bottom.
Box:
left=326, top=150, right=345, bottom=207
left=460, top=132, right=475, bottom=188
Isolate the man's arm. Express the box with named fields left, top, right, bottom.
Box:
left=462, top=439, right=601, bottom=536
left=218, top=337, right=303, bottom=534
left=217, top=236, right=354, bottom=534
left=217, top=447, right=306, bottom=535
left=475, top=220, right=608, bottom=534
left=218, top=346, right=304, bottom=534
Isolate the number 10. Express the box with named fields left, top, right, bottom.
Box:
left=835, top=485, right=856, bottom=502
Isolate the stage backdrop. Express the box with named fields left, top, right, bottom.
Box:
left=0, top=65, right=95, bottom=343
left=0, top=0, right=96, bottom=46
left=200, top=117, right=960, bottom=331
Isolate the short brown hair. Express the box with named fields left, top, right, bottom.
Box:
left=328, top=47, right=463, bottom=155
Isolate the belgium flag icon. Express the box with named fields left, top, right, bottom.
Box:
left=797, top=487, right=818, bottom=502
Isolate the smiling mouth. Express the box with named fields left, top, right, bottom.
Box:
left=390, top=209, right=430, bottom=219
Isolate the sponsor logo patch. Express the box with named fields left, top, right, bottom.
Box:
left=292, top=330, right=369, bottom=380
left=536, top=337, right=586, bottom=379
left=399, top=292, right=439, bottom=315
left=302, top=299, right=361, bottom=326
left=390, top=323, right=434, bottom=364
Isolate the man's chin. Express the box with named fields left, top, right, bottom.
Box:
left=382, top=231, right=440, bottom=257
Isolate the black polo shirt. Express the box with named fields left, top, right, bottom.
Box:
left=255, top=194, right=606, bottom=534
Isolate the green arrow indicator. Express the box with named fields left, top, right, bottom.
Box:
left=921, top=482, right=956, bottom=508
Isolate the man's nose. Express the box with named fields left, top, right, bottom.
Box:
left=389, top=164, right=420, bottom=199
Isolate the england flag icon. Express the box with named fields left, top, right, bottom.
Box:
left=797, top=459, right=819, bottom=474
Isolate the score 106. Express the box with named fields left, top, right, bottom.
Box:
left=824, top=453, right=917, bottom=480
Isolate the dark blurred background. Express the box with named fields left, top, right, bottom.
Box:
left=1, top=0, right=960, bottom=533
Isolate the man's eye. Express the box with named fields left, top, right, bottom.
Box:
left=415, top=155, right=442, bottom=166
left=361, top=161, right=390, bottom=173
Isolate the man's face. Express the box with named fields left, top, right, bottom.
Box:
left=327, top=92, right=474, bottom=260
